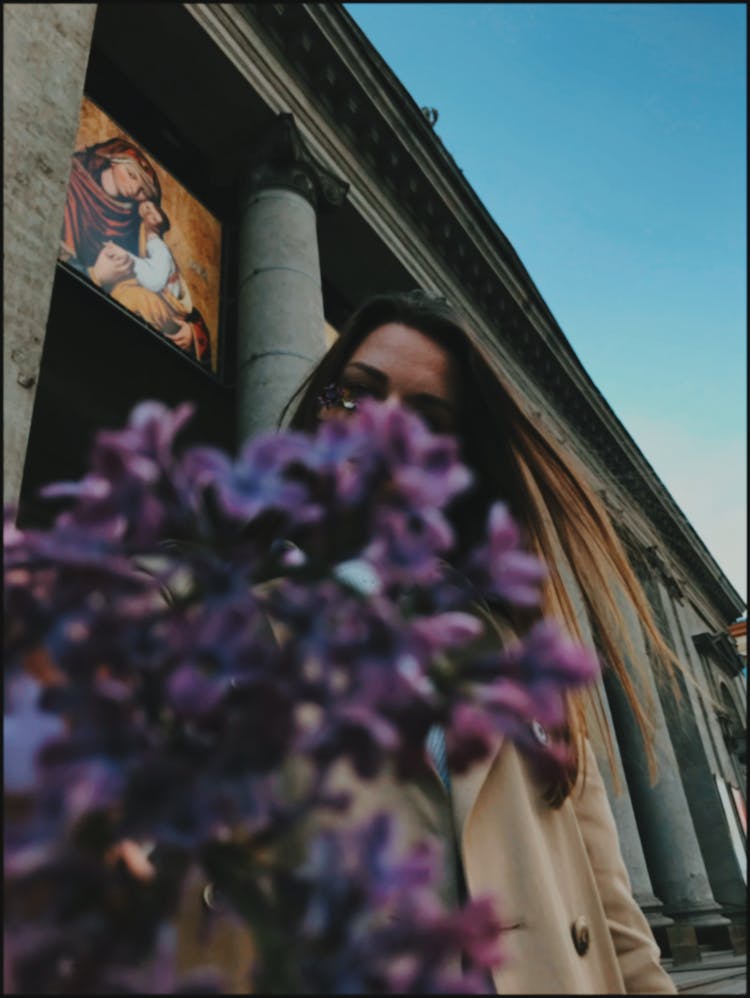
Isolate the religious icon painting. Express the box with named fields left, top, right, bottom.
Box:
left=58, top=95, right=223, bottom=377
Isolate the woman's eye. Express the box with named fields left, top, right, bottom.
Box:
left=342, top=382, right=376, bottom=399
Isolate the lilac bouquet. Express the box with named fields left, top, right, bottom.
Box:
left=4, top=399, right=598, bottom=993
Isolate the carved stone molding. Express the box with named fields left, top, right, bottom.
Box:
left=694, top=631, right=745, bottom=679
left=243, top=112, right=349, bottom=213
left=642, top=545, right=685, bottom=603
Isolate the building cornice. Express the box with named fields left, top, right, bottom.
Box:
left=198, top=2, right=742, bottom=622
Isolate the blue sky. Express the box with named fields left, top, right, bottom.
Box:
left=344, top=2, right=747, bottom=605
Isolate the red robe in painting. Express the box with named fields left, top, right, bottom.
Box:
left=187, top=309, right=212, bottom=368
left=61, top=138, right=160, bottom=270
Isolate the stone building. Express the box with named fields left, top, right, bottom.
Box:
left=4, top=2, right=746, bottom=965
left=729, top=618, right=747, bottom=662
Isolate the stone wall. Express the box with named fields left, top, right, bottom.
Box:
left=3, top=4, right=97, bottom=504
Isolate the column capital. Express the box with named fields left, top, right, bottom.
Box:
left=243, top=112, right=349, bottom=212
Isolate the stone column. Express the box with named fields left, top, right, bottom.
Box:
left=557, top=555, right=672, bottom=928
left=650, top=574, right=747, bottom=931
left=603, top=566, right=728, bottom=935
left=587, top=680, right=673, bottom=930
left=3, top=4, right=97, bottom=505
left=236, top=113, right=348, bottom=444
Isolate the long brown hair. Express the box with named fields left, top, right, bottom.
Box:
left=282, top=290, right=679, bottom=802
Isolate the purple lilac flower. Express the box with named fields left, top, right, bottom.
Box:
left=38, top=401, right=196, bottom=550
left=205, top=431, right=320, bottom=526
left=468, top=501, right=548, bottom=607
left=365, top=506, right=454, bottom=587
left=353, top=399, right=473, bottom=509
left=4, top=396, right=601, bottom=994
left=408, top=611, right=485, bottom=657
left=250, top=814, right=501, bottom=995
left=444, top=618, right=600, bottom=771
left=443, top=702, right=500, bottom=774
left=4, top=673, right=67, bottom=795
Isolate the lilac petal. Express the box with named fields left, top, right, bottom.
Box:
left=360, top=815, right=437, bottom=899
left=394, top=457, right=472, bottom=508
left=411, top=612, right=484, bottom=651
left=92, top=435, right=161, bottom=484
left=483, top=680, right=568, bottom=732
left=28, top=526, right=136, bottom=575
left=445, top=701, right=498, bottom=771
left=238, top=430, right=311, bottom=472
left=491, top=550, right=547, bottom=606
left=180, top=446, right=232, bottom=488
left=4, top=674, right=67, bottom=794
left=63, top=758, right=125, bottom=824
left=128, top=399, right=195, bottom=460
left=487, top=502, right=521, bottom=552
left=340, top=706, right=400, bottom=748
left=167, top=663, right=227, bottom=716
left=279, top=543, right=307, bottom=568
left=3, top=510, right=26, bottom=550
left=40, top=476, right=112, bottom=501
left=465, top=502, right=548, bottom=606
left=3, top=839, right=59, bottom=878
left=207, top=432, right=322, bottom=525
left=480, top=681, right=547, bottom=719
left=520, top=620, right=601, bottom=684
left=309, top=418, right=371, bottom=469
left=365, top=507, right=454, bottom=585
left=454, top=895, right=504, bottom=967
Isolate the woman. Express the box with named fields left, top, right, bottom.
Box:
left=274, top=289, right=678, bottom=994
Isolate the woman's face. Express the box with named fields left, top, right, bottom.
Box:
left=111, top=161, right=148, bottom=202
left=330, top=322, right=459, bottom=433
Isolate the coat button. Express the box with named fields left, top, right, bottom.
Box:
left=571, top=915, right=590, bottom=956
left=531, top=719, right=549, bottom=745
left=202, top=881, right=228, bottom=914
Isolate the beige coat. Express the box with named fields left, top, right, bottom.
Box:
left=452, top=733, right=676, bottom=993
left=175, top=728, right=675, bottom=994
left=175, top=585, right=674, bottom=992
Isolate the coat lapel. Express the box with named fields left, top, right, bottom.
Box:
left=446, top=604, right=516, bottom=838
left=449, top=729, right=505, bottom=840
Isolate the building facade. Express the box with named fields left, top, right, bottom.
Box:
left=4, top=2, right=746, bottom=964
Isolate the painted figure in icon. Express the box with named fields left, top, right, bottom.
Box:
left=60, top=136, right=211, bottom=368
left=108, top=200, right=211, bottom=367
left=60, top=137, right=159, bottom=287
